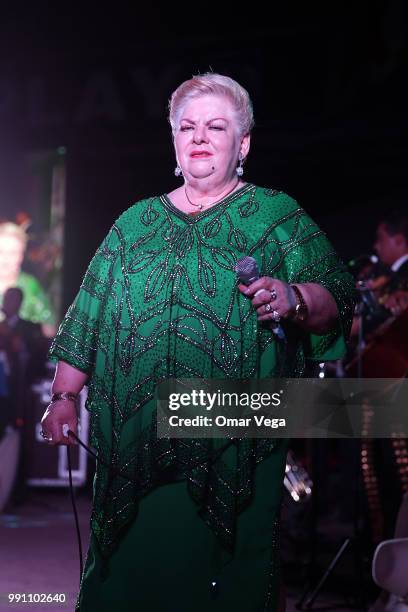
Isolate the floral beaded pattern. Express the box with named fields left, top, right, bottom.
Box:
left=48, top=185, right=355, bottom=566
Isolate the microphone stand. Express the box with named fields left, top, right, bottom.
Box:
left=296, top=293, right=371, bottom=610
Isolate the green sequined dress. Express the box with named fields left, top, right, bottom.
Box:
left=48, top=184, right=355, bottom=611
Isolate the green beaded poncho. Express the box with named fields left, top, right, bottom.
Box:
left=48, top=184, right=355, bottom=567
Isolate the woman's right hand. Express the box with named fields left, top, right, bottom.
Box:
left=40, top=400, right=78, bottom=446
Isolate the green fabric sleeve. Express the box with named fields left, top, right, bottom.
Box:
left=279, top=201, right=356, bottom=362
left=47, top=223, right=121, bottom=375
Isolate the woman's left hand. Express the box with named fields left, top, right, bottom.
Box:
left=238, top=277, right=297, bottom=322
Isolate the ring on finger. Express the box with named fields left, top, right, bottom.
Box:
left=272, top=309, right=281, bottom=322
left=40, top=430, right=52, bottom=441
left=270, top=288, right=277, bottom=301
left=265, top=303, right=272, bottom=313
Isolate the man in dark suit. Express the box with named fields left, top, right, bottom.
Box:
left=0, top=287, right=48, bottom=506
left=1, top=287, right=46, bottom=360
left=1, top=287, right=48, bottom=401
left=373, top=210, right=408, bottom=314
left=350, top=211, right=408, bottom=339
left=1, top=285, right=49, bottom=398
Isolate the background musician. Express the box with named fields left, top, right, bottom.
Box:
left=370, top=210, right=408, bottom=316
left=349, top=210, right=408, bottom=340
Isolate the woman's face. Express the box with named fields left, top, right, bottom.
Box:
left=174, top=94, right=249, bottom=184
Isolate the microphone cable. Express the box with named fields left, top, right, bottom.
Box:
left=65, top=429, right=237, bottom=581
left=66, top=443, right=83, bottom=582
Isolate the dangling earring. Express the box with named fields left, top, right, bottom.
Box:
left=236, top=154, right=244, bottom=177
left=174, top=165, right=182, bottom=177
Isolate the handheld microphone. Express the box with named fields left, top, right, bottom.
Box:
left=234, top=256, right=286, bottom=342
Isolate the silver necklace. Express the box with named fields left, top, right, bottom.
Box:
left=184, top=181, right=240, bottom=210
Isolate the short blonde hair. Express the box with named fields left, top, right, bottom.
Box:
left=168, top=73, right=255, bottom=138
left=0, top=222, right=28, bottom=247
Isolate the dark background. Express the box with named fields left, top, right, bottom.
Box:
left=0, top=4, right=406, bottom=314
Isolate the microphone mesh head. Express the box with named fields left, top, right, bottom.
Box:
left=234, top=256, right=259, bottom=285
